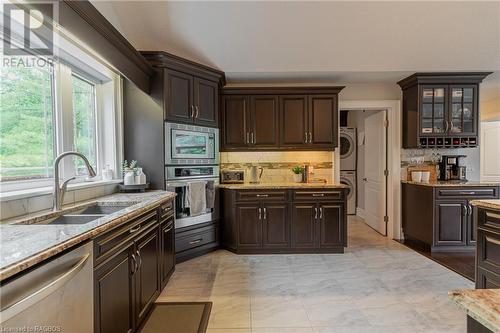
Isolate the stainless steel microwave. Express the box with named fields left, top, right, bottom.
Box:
left=165, top=122, right=219, bottom=165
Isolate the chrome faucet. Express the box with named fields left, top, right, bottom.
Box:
left=53, top=152, right=96, bottom=211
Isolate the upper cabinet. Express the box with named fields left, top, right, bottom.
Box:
left=221, top=87, right=344, bottom=151
left=398, top=73, right=491, bottom=149
left=142, top=51, right=225, bottom=128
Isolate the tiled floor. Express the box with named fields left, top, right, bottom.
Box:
left=157, top=217, right=472, bottom=332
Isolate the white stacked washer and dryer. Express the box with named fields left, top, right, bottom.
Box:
left=339, top=127, right=357, bottom=215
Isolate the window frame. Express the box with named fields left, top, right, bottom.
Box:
left=0, top=62, right=122, bottom=193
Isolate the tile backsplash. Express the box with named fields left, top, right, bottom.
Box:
left=220, top=151, right=334, bottom=183
left=401, top=147, right=480, bottom=181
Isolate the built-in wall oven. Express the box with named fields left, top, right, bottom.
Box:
left=166, top=165, right=219, bottom=229
left=165, top=122, right=219, bottom=165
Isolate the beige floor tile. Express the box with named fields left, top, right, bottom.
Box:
left=251, top=296, right=310, bottom=328
left=208, top=296, right=251, bottom=329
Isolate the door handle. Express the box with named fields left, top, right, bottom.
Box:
left=129, top=225, right=141, bottom=234
left=251, top=132, right=255, bottom=144
left=363, top=178, right=368, bottom=182
left=256, top=194, right=269, bottom=198
left=258, top=208, right=262, bottom=220
left=263, top=208, right=267, bottom=220
left=0, top=253, right=90, bottom=322
left=165, top=222, right=174, bottom=233
left=131, top=253, right=138, bottom=274
left=319, top=207, right=323, bottom=219
left=462, top=204, right=467, bottom=216
left=444, top=120, right=449, bottom=133
left=459, top=192, right=476, bottom=196
left=246, top=132, right=250, bottom=144
left=309, top=132, right=312, bottom=143
left=314, top=207, right=318, bottom=219
left=189, top=239, right=203, bottom=245
left=136, top=249, right=142, bottom=269
left=190, top=105, right=194, bottom=118
left=305, top=132, right=308, bottom=143
left=195, top=106, right=200, bottom=118
left=312, top=193, right=324, bottom=197
left=467, top=204, right=472, bottom=216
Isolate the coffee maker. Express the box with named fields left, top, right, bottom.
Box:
left=439, top=155, right=467, bottom=181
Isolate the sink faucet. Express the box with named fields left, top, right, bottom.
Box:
left=53, top=151, right=96, bottom=211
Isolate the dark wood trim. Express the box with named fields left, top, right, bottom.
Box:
left=222, top=86, right=345, bottom=95
left=141, top=51, right=226, bottom=86
left=397, top=72, right=492, bottom=90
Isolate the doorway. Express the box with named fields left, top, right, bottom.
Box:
left=336, top=100, right=402, bottom=240
left=341, top=109, right=388, bottom=235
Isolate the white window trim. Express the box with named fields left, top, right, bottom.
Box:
left=1, top=61, right=123, bottom=194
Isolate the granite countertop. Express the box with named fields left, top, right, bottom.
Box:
left=470, top=199, right=500, bottom=210
left=401, top=180, right=500, bottom=187
left=0, top=191, right=175, bottom=281
left=218, top=182, right=349, bottom=190
left=449, top=289, right=500, bottom=332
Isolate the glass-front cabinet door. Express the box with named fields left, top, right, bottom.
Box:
left=420, top=86, right=447, bottom=136
left=449, top=85, right=477, bottom=135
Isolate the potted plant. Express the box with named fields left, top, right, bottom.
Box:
left=291, top=166, right=303, bottom=183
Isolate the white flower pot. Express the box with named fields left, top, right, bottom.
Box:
left=292, top=173, right=302, bottom=183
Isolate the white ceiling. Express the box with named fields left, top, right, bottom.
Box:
left=92, top=1, right=500, bottom=100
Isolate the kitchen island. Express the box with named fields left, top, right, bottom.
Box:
left=401, top=181, right=499, bottom=252
left=449, top=289, right=499, bottom=333
left=220, top=183, right=349, bottom=254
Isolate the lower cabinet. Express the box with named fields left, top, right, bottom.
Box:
left=435, top=200, right=468, bottom=247
left=93, top=201, right=175, bottom=333
left=476, top=206, right=500, bottom=289
left=223, top=188, right=347, bottom=254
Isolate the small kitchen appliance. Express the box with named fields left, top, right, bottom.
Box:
left=439, top=155, right=467, bottom=181
left=221, top=169, right=245, bottom=184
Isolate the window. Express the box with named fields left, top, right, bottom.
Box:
left=0, top=66, right=55, bottom=181
left=0, top=61, right=121, bottom=192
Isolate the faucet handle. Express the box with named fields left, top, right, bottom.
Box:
left=60, top=177, right=76, bottom=190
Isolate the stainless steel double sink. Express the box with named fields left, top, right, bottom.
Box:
left=38, top=204, right=131, bottom=225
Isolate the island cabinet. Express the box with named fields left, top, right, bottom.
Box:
left=475, top=204, right=500, bottom=289
left=397, top=73, right=491, bottom=149
left=221, top=188, right=347, bottom=254
left=402, top=182, right=499, bottom=252
left=93, top=200, right=175, bottom=333
left=220, top=87, right=344, bottom=151
left=141, top=51, right=226, bottom=128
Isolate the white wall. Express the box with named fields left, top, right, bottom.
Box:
left=481, top=121, right=500, bottom=182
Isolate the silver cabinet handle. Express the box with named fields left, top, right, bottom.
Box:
left=195, top=106, right=200, bottom=118
left=459, top=191, right=476, bottom=196
left=131, top=253, right=138, bottom=273
left=263, top=207, right=267, bottom=220
left=312, top=193, right=324, bottom=197
left=251, top=132, right=255, bottom=144
left=189, top=239, right=202, bottom=245
left=258, top=208, right=262, bottom=220
left=0, top=253, right=90, bottom=322
left=136, top=249, right=142, bottom=269
left=304, top=132, right=308, bottom=143
left=256, top=194, right=269, bottom=198
left=319, top=207, right=323, bottom=219
left=450, top=120, right=454, bottom=133
left=444, top=120, right=449, bottom=133
left=165, top=222, right=174, bottom=233
left=190, top=105, right=195, bottom=118
left=314, top=207, right=318, bottom=219
left=467, top=204, right=473, bottom=216
left=246, top=132, right=250, bottom=144
left=309, top=132, right=312, bottom=143
left=130, top=225, right=141, bottom=234
left=462, top=204, right=467, bottom=216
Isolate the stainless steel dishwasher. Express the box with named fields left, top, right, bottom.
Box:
left=0, top=241, right=93, bottom=332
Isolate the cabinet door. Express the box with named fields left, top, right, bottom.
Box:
left=308, top=95, right=338, bottom=147
left=419, top=85, right=448, bottom=136
left=221, top=95, right=250, bottom=149
left=94, top=243, right=135, bottom=333
left=291, top=203, right=317, bottom=248
left=262, top=203, right=289, bottom=249
left=194, top=77, right=218, bottom=127
left=318, top=204, right=343, bottom=248
left=280, top=95, right=308, bottom=147
left=135, top=227, right=160, bottom=325
left=237, top=203, right=262, bottom=248
left=164, top=69, right=194, bottom=123
left=449, top=85, right=477, bottom=136
left=435, top=200, right=467, bottom=246
left=160, top=217, right=175, bottom=289
left=250, top=95, right=279, bottom=148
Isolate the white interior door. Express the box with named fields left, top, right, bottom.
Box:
left=481, top=121, right=500, bottom=182
left=364, top=111, right=387, bottom=235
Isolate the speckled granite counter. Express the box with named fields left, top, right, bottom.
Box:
left=218, top=182, right=349, bottom=190
left=449, top=289, right=500, bottom=333
left=401, top=180, right=500, bottom=187
left=470, top=199, right=500, bottom=210
left=0, top=191, right=175, bottom=281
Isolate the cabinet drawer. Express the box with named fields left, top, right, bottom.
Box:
left=293, top=190, right=343, bottom=201
left=94, top=209, right=158, bottom=263
left=176, top=226, right=216, bottom=253
left=435, top=187, right=498, bottom=199
left=477, top=228, right=500, bottom=274
left=476, top=267, right=500, bottom=289
left=160, top=200, right=174, bottom=220
left=478, top=209, right=500, bottom=231
left=236, top=190, right=287, bottom=202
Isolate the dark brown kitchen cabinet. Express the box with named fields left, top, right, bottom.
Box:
left=435, top=200, right=468, bottom=247
left=402, top=183, right=499, bottom=252
left=291, top=203, right=317, bottom=248
left=141, top=51, right=225, bottom=128
left=398, top=72, right=491, bottom=149
left=250, top=96, right=279, bottom=148
left=94, top=243, right=135, bottom=333
left=237, top=203, right=262, bottom=248
left=93, top=200, right=175, bottom=333
left=280, top=95, right=309, bottom=147
left=475, top=206, right=500, bottom=289
left=222, top=188, right=347, bottom=253
left=220, top=87, right=344, bottom=151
